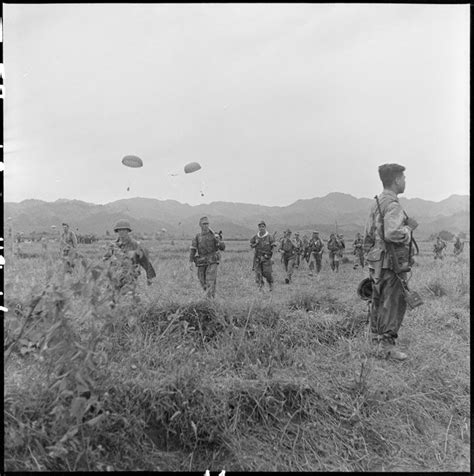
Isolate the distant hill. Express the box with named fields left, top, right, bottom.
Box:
left=4, top=193, right=469, bottom=240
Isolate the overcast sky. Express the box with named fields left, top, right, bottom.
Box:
left=3, top=4, right=470, bottom=206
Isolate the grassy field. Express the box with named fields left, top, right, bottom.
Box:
left=4, top=238, right=471, bottom=472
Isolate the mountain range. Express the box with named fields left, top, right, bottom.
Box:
left=4, top=193, right=470, bottom=240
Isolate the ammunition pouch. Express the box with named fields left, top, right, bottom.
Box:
left=366, top=248, right=384, bottom=280
left=404, top=289, right=424, bottom=309
left=387, top=243, right=411, bottom=274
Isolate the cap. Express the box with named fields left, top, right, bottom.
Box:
left=199, top=216, right=210, bottom=225
left=313, top=230, right=319, bottom=234
left=258, top=220, right=266, bottom=227
left=294, top=232, right=300, bottom=236
left=285, top=228, right=292, bottom=234
left=62, top=222, right=69, bottom=226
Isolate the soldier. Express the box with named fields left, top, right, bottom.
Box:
left=301, top=234, right=310, bottom=265
left=453, top=234, right=464, bottom=256
left=189, top=217, right=226, bottom=298
left=250, top=220, right=277, bottom=291
left=327, top=233, right=343, bottom=272
left=294, top=232, right=303, bottom=268
left=59, top=222, right=78, bottom=272
left=364, top=163, right=419, bottom=361
left=307, top=231, right=324, bottom=276
left=103, top=219, right=156, bottom=294
left=353, top=232, right=365, bottom=269
left=279, top=228, right=298, bottom=284
left=433, top=235, right=447, bottom=260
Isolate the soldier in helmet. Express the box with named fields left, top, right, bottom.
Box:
left=59, top=222, right=78, bottom=273
left=433, top=235, right=447, bottom=260
left=103, top=219, right=156, bottom=294
left=189, top=217, right=226, bottom=298
left=307, top=231, right=324, bottom=276
left=327, top=233, right=344, bottom=272
left=279, top=228, right=298, bottom=284
left=453, top=234, right=464, bottom=256
left=250, top=220, right=277, bottom=291
left=352, top=232, right=365, bottom=269
left=293, top=232, right=303, bottom=269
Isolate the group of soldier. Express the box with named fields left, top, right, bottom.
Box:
left=51, top=163, right=467, bottom=363
left=433, top=234, right=465, bottom=259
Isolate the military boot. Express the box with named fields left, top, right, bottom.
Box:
left=379, top=341, right=407, bottom=361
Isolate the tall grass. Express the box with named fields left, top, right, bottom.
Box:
left=4, top=239, right=470, bottom=471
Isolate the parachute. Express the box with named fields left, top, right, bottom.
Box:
left=184, top=162, right=201, bottom=174
left=161, top=228, right=167, bottom=233
left=122, top=155, right=143, bottom=168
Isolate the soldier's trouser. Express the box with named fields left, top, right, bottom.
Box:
left=254, top=259, right=273, bottom=287
left=295, top=254, right=301, bottom=268
left=309, top=252, right=322, bottom=273
left=369, top=268, right=407, bottom=345
left=283, top=256, right=296, bottom=281
left=329, top=252, right=339, bottom=271
left=197, top=263, right=218, bottom=298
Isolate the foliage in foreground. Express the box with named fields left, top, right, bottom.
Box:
left=4, top=242, right=471, bottom=471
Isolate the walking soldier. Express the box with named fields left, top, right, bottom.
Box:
left=433, top=235, right=447, bottom=260
left=279, top=228, right=298, bottom=284
left=307, top=231, right=324, bottom=276
left=250, top=220, right=277, bottom=291
left=353, top=232, right=365, bottom=268
left=327, top=233, right=343, bottom=272
left=59, top=222, right=78, bottom=273
left=103, top=219, right=156, bottom=295
left=189, top=217, right=226, bottom=298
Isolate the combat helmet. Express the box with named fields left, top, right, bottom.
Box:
left=114, top=219, right=132, bottom=232
left=357, top=277, right=373, bottom=301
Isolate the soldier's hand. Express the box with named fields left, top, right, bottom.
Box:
left=406, top=217, right=418, bottom=230
left=147, top=278, right=153, bottom=286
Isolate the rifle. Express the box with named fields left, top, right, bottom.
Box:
left=374, top=195, right=423, bottom=309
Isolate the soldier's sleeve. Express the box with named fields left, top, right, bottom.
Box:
left=363, top=206, right=377, bottom=251
left=384, top=202, right=412, bottom=244
left=189, top=235, right=198, bottom=262
left=250, top=235, right=257, bottom=248
left=71, top=232, right=78, bottom=248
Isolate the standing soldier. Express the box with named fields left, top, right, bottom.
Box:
left=250, top=220, right=277, bottom=291
left=433, top=235, right=447, bottom=260
left=189, top=217, right=226, bottom=298
left=103, top=219, right=156, bottom=295
left=307, top=231, right=324, bottom=276
left=364, top=163, right=419, bottom=361
left=327, top=233, right=343, bottom=272
left=294, top=232, right=303, bottom=269
left=453, top=234, right=464, bottom=256
left=279, top=228, right=298, bottom=284
left=59, top=222, right=78, bottom=272
left=353, top=232, right=365, bottom=269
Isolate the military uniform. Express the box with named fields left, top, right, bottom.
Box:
left=279, top=231, right=297, bottom=283
left=327, top=234, right=343, bottom=272
left=190, top=223, right=225, bottom=298
left=453, top=236, right=464, bottom=256
left=433, top=237, right=447, bottom=260
left=59, top=226, right=78, bottom=272
left=294, top=234, right=303, bottom=268
left=104, top=234, right=156, bottom=294
left=353, top=235, right=365, bottom=268
left=307, top=233, right=324, bottom=275
left=250, top=228, right=276, bottom=290
left=364, top=189, right=415, bottom=351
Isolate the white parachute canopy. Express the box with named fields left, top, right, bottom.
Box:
left=121, top=155, right=143, bottom=192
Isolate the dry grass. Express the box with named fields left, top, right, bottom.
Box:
left=4, top=239, right=471, bottom=471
